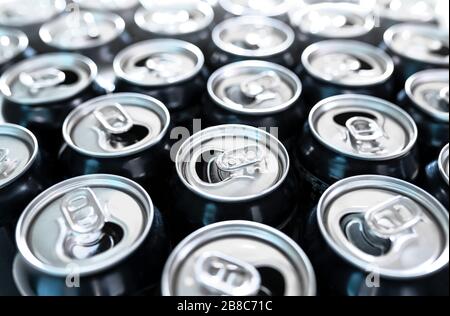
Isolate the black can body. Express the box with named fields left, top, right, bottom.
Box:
left=294, top=124, right=420, bottom=209
left=302, top=208, right=449, bottom=296
left=422, top=160, right=449, bottom=210
left=13, top=208, right=170, bottom=296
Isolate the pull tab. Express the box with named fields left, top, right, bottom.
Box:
left=79, top=11, right=100, bottom=40
left=243, top=28, right=270, bottom=50
left=61, top=188, right=105, bottom=236
left=216, top=145, right=264, bottom=172
left=440, top=85, right=449, bottom=105
left=346, top=116, right=384, bottom=154
left=144, top=53, right=182, bottom=79
left=364, top=196, right=422, bottom=239
left=0, top=148, right=19, bottom=179
left=194, top=252, right=261, bottom=296
left=240, top=71, right=281, bottom=105
left=94, top=103, right=133, bottom=135
left=19, top=68, right=66, bottom=95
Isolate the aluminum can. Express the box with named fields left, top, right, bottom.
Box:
left=300, top=40, right=395, bottom=107
left=203, top=60, right=304, bottom=142
left=422, top=144, right=449, bottom=210
left=0, top=53, right=102, bottom=157
left=162, top=221, right=316, bottom=296
left=208, top=16, right=298, bottom=70
left=397, top=69, right=449, bottom=164
left=13, top=174, right=170, bottom=296
left=294, top=94, right=420, bottom=210
left=0, top=28, right=34, bottom=76
left=304, top=175, right=449, bottom=296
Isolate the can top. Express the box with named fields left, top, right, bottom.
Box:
left=208, top=60, right=301, bottom=115
left=0, top=27, right=28, bottom=66
left=384, top=23, right=449, bottom=66
left=0, top=124, right=38, bottom=190
left=309, top=94, right=417, bottom=161
left=113, top=39, right=204, bottom=87
left=318, top=175, right=449, bottom=279
left=375, top=0, right=438, bottom=24
left=212, top=16, right=294, bottom=58
left=63, top=93, right=170, bottom=158
left=290, top=3, right=375, bottom=39
left=73, top=0, right=139, bottom=11
left=302, top=40, right=394, bottom=87
left=439, top=144, right=449, bottom=185
left=0, top=0, right=66, bottom=27
left=39, top=10, right=125, bottom=51
left=405, top=69, right=449, bottom=122
left=135, top=1, right=214, bottom=36
left=219, top=0, right=296, bottom=18
left=162, top=221, right=316, bottom=296
left=15, top=174, right=154, bottom=276
left=0, top=53, right=97, bottom=105
left=176, top=124, right=289, bottom=202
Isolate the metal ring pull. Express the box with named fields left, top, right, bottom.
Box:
left=0, top=148, right=19, bottom=179
left=346, top=116, right=385, bottom=154
left=94, top=103, right=134, bottom=135
left=239, top=71, right=281, bottom=105
left=19, top=68, right=66, bottom=95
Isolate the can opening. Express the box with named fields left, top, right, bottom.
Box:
left=333, top=111, right=377, bottom=127
left=104, top=125, right=150, bottom=150
left=256, top=267, right=286, bottom=296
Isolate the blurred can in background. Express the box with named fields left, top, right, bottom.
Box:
left=0, top=28, right=34, bottom=76
left=13, top=174, right=170, bottom=296
left=113, top=39, right=207, bottom=130
left=203, top=61, right=304, bottom=142
left=382, top=23, right=449, bottom=92
left=422, top=144, right=449, bottom=210
left=299, top=40, right=395, bottom=108
left=0, top=53, right=103, bottom=157
left=207, top=16, right=298, bottom=70
left=304, top=175, right=449, bottom=296
left=162, top=221, right=316, bottom=296
left=294, top=94, right=419, bottom=211
left=397, top=69, right=449, bottom=164
left=0, top=0, right=67, bottom=52
left=134, top=1, right=214, bottom=52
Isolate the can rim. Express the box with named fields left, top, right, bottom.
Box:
left=317, top=175, right=449, bottom=279
left=212, top=16, right=295, bottom=58
left=62, top=92, right=171, bottom=158
left=308, top=94, right=418, bottom=161
left=0, top=123, right=38, bottom=190
left=219, top=0, right=296, bottom=18
left=39, top=10, right=126, bottom=50
left=301, top=40, right=395, bottom=87
left=73, top=0, right=140, bottom=11
left=291, top=2, right=375, bottom=39
left=0, top=0, right=67, bottom=27
left=376, top=1, right=437, bottom=23
left=439, top=144, right=449, bottom=185
left=161, top=220, right=317, bottom=296
left=175, top=124, right=290, bottom=202
left=134, top=2, right=214, bottom=36
left=384, top=23, right=450, bottom=66
left=113, top=39, right=205, bottom=88
left=404, top=69, right=449, bottom=122
left=15, top=174, right=155, bottom=277
left=0, top=27, right=29, bottom=64
left=207, top=60, right=302, bottom=115
left=0, top=52, right=98, bottom=105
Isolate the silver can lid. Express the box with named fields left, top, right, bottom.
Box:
left=290, top=3, right=375, bottom=39
left=63, top=93, right=170, bottom=158
left=39, top=10, right=125, bottom=51
left=135, top=1, right=214, bottom=36
left=212, top=16, right=294, bottom=58
left=0, top=0, right=66, bottom=27
left=384, top=23, right=449, bottom=66
left=309, top=94, right=417, bottom=161
left=439, top=144, right=449, bottom=185
left=0, top=27, right=28, bottom=66
left=73, top=0, right=139, bottom=12
left=405, top=69, right=449, bottom=122
left=302, top=40, right=394, bottom=87
left=162, top=221, right=316, bottom=296
left=0, top=124, right=38, bottom=189
left=207, top=61, right=301, bottom=115
left=219, top=0, right=296, bottom=18
left=375, top=0, right=438, bottom=23
left=0, top=53, right=97, bottom=105
left=15, top=174, right=154, bottom=276
left=176, top=124, right=289, bottom=201
left=318, top=175, right=449, bottom=279
left=113, top=39, right=204, bottom=87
